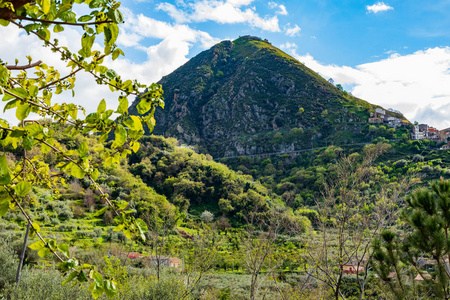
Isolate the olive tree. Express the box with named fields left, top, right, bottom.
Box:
left=0, top=0, right=163, bottom=297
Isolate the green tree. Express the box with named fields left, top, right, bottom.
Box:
left=0, top=0, right=162, bottom=297
left=372, top=179, right=450, bottom=299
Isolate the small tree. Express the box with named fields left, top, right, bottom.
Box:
left=304, top=143, right=413, bottom=300
left=200, top=210, right=214, bottom=223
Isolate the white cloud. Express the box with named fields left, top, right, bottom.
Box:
left=157, top=0, right=281, bottom=32
left=284, top=23, right=301, bottom=36
left=268, top=2, right=288, bottom=15
left=366, top=2, right=394, bottom=13
left=288, top=47, right=450, bottom=129
left=0, top=8, right=219, bottom=125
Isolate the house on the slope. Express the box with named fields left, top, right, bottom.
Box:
left=411, top=125, right=426, bottom=140
left=414, top=272, right=432, bottom=281
left=342, top=263, right=364, bottom=274
left=126, top=252, right=143, bottom=260
left=170, top=257, right=182, bottom=269
left=440, top=128, right=450, bottom=142
left=145, top=255, right=183, bottom=269
left=369, top=117, right=383, bottom=124
left=427, top=127, right=440, bottom=141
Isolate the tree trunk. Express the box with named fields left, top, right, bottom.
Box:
left=250, top=272, right=258, bottom=300
left=16, top=222, right=30, bottom=284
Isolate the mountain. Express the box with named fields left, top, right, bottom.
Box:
left=130, top=35, right=406, bottom=158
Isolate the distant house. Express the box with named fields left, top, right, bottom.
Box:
left=342, top=263, right=364, bottom=274
left=170, top=257, right=182, bottom=269
left=441, top=144, right=450, bottom=150
left=440, top=128, right=450, bottom=142
left=145, top=255, right=182, bottom=269
left=414, top=272, right=432, bottom=281
left=375, top=108, right=386, bottom=117
left=369, top=117, right=383, bottom=124
left=125, top=252, right=143, bottom=260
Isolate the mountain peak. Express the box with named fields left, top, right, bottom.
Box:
left=131, top=37, right=407, bottom=157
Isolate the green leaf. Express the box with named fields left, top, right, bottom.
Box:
left=23, top=136, right=34, bottom=150
left=103, top=279, right=117, bottom=298
left=135, top=218, right=148, bottom=241
left=146, top=116, right=156, bottom=133
left=104, top=23, right=119, bottom=45
left=130, top=141, right=140, bottom=153
left=112, top=124, right=127, bottom=148
left=116, top=96, right=128, bottom=114
left=80, top=34, right=95, bottom=57
left=78, top=15, right=94, bottom=22
left=122, top=229, right=132, bottom=239
left=123, top=116, right=141, bottom=131
left=114, top=9, right=124, bottom=23
left=114, top=200, right=128, bottom=210
left=90, top=282, right=104, bottom=299
left=28, top=85, right=38, bottom=97
left=97, top=99, right=106, bottom=114
left=16, top=103, right=31, bottom=121
left=41, top=143, right=51, bottom=154
left=23, top=24, right=40, bottom=32
left=58, top=243, right=70, bottom=258
left=3, top=99, right=19, bottom=112
left=136, top=99, right=151, bottom=114
left=105, top=69, right=117, bottom=80
left=15, top=181, right=31, bottom=196
left=0, top=19, right=10, bottom=27
left=71, top=165, right=86, bottom=179
left=91, top=168, right=99, bottom=181
left=38, top=247, right=51, bottom=258
left=42, top=0, right=51, bottom=14
left=0, top=200, right=9, bottom=216
left=29, top=240, right=45, bottom=250
left=78, top=141, right=88, bottom=156
left=88, top=0, right=102, bottom=8
left=112, top=48, right=124, bottom=60
left=31, top=222, right=40, bottom=233
left=6, top=87, right=28, bottom=100
left=60, top=258, right=79, bottom=272
left=0, top=155, right=11, bottom=185
left=93, top=206, right=108, bottom=217
left=62, top=272, right=78, bottom=285
left=0, top=65, right=9, bottom=86
left=54, top=24, right=64, bottom=33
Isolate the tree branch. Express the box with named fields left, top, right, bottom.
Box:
left=6, top=60, right=42, bottom=70
left=14, top=16, right=112, bottom=26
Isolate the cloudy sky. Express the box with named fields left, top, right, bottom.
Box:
left=1, top=0, right=450, bottom=129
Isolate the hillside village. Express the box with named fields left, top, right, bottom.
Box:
left=368, top=107, right=450, bottom=147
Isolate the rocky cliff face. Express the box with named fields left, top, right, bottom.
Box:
left=130, top=36, right=402, bottom=158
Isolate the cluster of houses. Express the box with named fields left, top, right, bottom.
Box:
left=411, top=124, right=450, bottom=149
left=368, top=108, right=450, bottom=149
left=411, top=124, right=441, bottom=141
left=368, top=108, right=409, bottom=128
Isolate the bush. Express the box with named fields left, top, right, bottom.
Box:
left=0, top=237, right=18, bottom=291
left=2, top=268, right=91, bottom=300
left=201, top=210, right=214, bottom=223
left=143, top=270, right=186, bottom=299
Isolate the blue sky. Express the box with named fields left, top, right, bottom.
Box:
left=1, top=0, right=449, bottom=129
